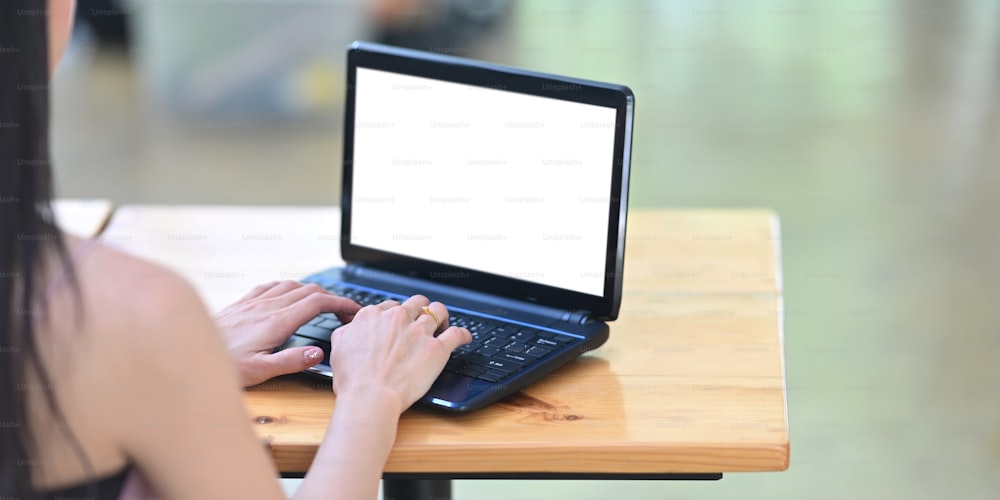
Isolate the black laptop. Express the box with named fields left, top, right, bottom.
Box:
left=280, top=41, right=634, bottom=412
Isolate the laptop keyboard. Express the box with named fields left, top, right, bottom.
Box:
left=293, top=283, right=576, bottom=384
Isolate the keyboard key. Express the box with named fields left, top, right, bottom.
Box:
left=468, top=323, right=497, bottom=335
left=477, top=369, right=508, bottom=383
left=455, top=342, right=478, bottom=353
left=466, top=354, right=494, bottom=368
left=481, top=363, right=511, bottom=376
left=475, top=345, right=502, bottom=357
left=503, top=341, right=530, bottom=354
left=510, top=330, right=535, bottom=342
left=532, top=337, right=560, bottom=348
left=531, top=337, right=559, bottom=349
left=485, top=358, right=524, bottom=372
left=450, top=351, right=474, bottom=365
left=490, top=326, right=516, bottom=338
left=317, top=318, right=342, bottom=330
left=459, top=365, right=488, bottom=378
left=524, top=345, right=553, bottom=358
left=536, top=331, right=574, bottom=344
left=295, top=324, right=334, bottom=342
left=482, top=336, right=507, bottom=346
left=496, top=352, right=530, bottom=364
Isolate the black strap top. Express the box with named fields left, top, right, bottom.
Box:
left=40, top=465, right=131, bottom=500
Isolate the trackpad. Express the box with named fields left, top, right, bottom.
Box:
left=421, top=371, right=502, bottom=408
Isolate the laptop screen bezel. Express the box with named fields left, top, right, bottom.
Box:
left=340, top=41, right=633, bottom=321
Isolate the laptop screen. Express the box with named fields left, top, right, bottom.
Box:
left=349, top=67, right=618, bottom=297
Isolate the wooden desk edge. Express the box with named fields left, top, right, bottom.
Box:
left=266, top=439, right=790, bottom=475
left=770, top=212, right=791, bottom=464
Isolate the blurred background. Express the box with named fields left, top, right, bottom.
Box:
left=51, top=0, right=999, bottom=498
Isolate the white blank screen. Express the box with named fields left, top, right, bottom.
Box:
left=350, top=67, right=617, bottom=296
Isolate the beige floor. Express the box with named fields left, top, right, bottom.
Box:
left=52, top=0, right=1000, bottom=498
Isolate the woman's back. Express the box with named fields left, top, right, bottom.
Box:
left=3, top=3, right=471, bottom=497
left=26, top=234, right=287, bottom=498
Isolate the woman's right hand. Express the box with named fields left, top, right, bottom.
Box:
left=327, top=294, right=471, bottom=413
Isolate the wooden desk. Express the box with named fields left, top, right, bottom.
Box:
left=101, top=205, right=788, bottom=486
left=53, top=198, right=113, bottom=238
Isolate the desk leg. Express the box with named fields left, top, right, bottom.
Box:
left=382, top=478, right=452, bottom=500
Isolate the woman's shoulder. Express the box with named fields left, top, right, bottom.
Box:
left=26, top=235, right=224, bottom=490
left=57, top=234, right=211, bottom=342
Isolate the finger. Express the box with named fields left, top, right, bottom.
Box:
left=270, top=283, right=351, bottom=309
left=257, top=280, right=305, bottom=300
left=415, top=301, right=449, bottom=334
left=238, top=281, right=281, bottom=301
left=260, top=346, right=325, bottom=377
left=399, top=294, right=432, bottom=321
left=435, top=326, right=473, bottom=352
left=276, top=293, right=364, bottom=332
left=372, top=299, right=401, bottom=311
left=332, top=305, right=361, bottom=324
left=428, top=302, right=449, bottom=332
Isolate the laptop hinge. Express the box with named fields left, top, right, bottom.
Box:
left=563, top=310, right=592, bottom=325
left=344, top=263, right=363, bottom=278
left=344, top=265, right=597, bottom=325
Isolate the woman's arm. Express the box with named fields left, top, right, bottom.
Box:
left=293, top=296, right=470, bottom=500
left=297, top=391, right=401, bottom=500
left=108, top=265, right=468, bottom=498
left=110, top=267, right=288, bottom=499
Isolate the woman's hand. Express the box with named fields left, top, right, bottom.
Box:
left=214, top=280, right=361, bottom=387
left=328, top=295, right=471, bottom=413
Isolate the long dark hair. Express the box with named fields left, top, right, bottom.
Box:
left=1, top=2, right=90, bottom=498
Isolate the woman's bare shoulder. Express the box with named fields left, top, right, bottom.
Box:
left=60, top=236, right=211, bottom=343
left=27, top=237, right=227, bottom=488
left=34, top=238, right=272, bottom=498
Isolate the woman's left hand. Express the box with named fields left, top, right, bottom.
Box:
left=213, top=280, right=361, bottom=387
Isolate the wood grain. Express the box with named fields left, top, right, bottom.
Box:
left=102, top=206, right=788, bottom=474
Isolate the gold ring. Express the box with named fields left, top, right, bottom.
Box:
left=419, top=306, right=440, bottom=325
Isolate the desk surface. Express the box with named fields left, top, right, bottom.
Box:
left=101, top=205, right=788, bottom=474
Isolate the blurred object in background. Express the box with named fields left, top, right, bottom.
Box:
left=127, top=0, right=371, bottom=122
left=74, top=0, right=511, bottom=123
left=372, top=0, right=512, bottom=55
left=75, top=0, right=131, bottom=46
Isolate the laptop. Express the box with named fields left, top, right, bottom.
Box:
left=280, top=41, right=634, bottom=412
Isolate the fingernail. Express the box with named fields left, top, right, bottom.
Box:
left=305, top=347, right=322, bottom=362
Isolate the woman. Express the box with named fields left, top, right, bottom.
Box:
left=0, top=1, right=471, bottom=498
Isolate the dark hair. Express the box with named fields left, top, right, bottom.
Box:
left=1, top=2, right=91, bottom=498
